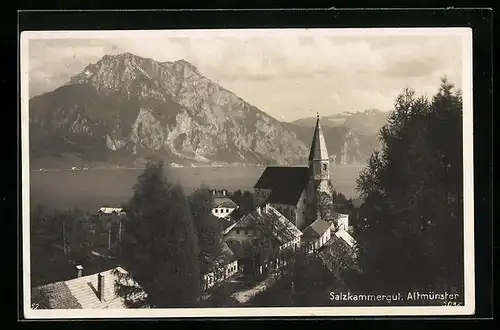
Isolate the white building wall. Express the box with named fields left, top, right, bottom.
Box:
left=203, top=260, right=239, bottom=290
left=336, top=214, right=349, bottom=231
left=212, top=206, right=236, bottom=218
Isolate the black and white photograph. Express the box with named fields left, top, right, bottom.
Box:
left=21, top=28, right=474, bottom=318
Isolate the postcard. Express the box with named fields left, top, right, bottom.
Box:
left=21, top=27, right=474, bottom=318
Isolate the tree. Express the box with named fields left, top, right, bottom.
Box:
left=66, top=209, right=95, bottom=264
left=188, top=186, right=223, bottom=276
left=115, top=160, right=200, bottom=308
left=356, top=78, right=464, bottom=299
left=242, top=191, right=255, bottom=213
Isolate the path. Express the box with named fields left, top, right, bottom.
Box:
left=230, top=273, right=278, bottom=304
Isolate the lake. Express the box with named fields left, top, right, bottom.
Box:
left=28, top=165, right=364, bottom=212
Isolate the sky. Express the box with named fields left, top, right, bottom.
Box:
left=26, top=29, right=467, bottom=122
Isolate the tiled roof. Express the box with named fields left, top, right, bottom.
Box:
left=98, top=207, right=125, bottom=215
left=32, top=267, right=146, bottom=309
left=32, top=282, right=82, bottom=309
left=254, top=166, right=309, bottom=205
left=317, top=233, right=359, bottom=279
left=212, top=196, right=238, bottom=209
left=220, top=241, right=237, bottom=263
left=222, top=222, right=237, bottom=236
left=302, top=219, right=333, bottom=238
left=228, top=206, right=303, bottom=245
left=224, top=239, right=256, bottom=259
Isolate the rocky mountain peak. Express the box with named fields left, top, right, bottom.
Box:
left=29, top=51, right=380, bottom=168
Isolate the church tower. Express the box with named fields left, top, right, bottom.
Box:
left=305, top=113, right=336, bottom=226
left=308, top=113, right=330, bottom=180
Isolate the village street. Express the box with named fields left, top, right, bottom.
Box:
left=201, top=271, right=281, bottom=307
left=230, top=273, right=278, bottom=304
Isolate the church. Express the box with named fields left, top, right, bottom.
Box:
left=253, top=114, right=350, bottom=235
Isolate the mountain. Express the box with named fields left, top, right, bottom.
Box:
left=291, top=109, right=389, bottom=136
left=29, top=53, right=380, bottom=169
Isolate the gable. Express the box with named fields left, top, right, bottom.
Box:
left=302, top=219, right=332, bottom=238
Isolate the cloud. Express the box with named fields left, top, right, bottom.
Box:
left=27, top=31, right=465, bottom=121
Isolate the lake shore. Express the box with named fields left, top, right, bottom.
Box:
left=29, top=165, right=364, bottom=212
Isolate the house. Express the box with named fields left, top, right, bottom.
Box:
left=301, top=218, right=335, bottom=253
left=202, top=241, right=239, bottom=291
left=31, top=265, right=147, bottom=309
left=333, top=212, right=350, bottom=232
left=97, top=207, right=126, bottom=216
left=253, top=114, right=345, bottom=231
left=210, top=189, right=239, bottom=219
left=223, top=204, right=303, bottom=276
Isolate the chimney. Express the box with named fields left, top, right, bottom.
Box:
left=265, top=204, right=270, bottom=213
left=76, top=265, right=83, bottom=278
left=222, top=189, right=226, bottom=196
left=97, top=273, right=105, bottom=302
left=256, top=206, right=261, bottom=216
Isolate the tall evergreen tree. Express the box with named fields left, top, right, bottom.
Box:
left=356, top=78, right=464, bottom=299
left=188, top=186, right=223, bottom=276
left=115, top=160, right=200, bottom=308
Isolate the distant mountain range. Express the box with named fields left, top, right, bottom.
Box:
left=290, top=109, right=389, bottom=136
left=29, top=52, right=387, bottom=169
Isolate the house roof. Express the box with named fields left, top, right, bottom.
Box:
left=224, top=239, right=256, bottom=259
left=317, top=233, right=359, bottom=279
left=212, top=196, right=238, bottom=209
left=222, top=222, right=237, bottom=236
left=254, top=166, right=309, bottom=206
left=220, top=241, right=237, bottom=263
left=302, top=219, right=333, bottom=238
left=334, top=229, right=356, bottom=248
left=98, top=207, right=125, bottom=215
left=308, top=116, right=329, bottom=161
left=225, top=206, right=303, bottom=246
left=32, top=267, right=147, bottom=309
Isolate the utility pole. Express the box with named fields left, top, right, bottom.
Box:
left=62, top=217, right=67, bottom=255
left=108, top=227, right=112, bottom=252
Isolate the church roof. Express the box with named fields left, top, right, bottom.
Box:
left=253, top=166, right=309, bottom=205
left=308, top=116, right=329, bottom=161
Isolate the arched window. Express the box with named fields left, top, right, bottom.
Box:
left=323, top=163, right=327, bottom=171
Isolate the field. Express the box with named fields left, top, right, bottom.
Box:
left=28, top=165, right=364, bottom=212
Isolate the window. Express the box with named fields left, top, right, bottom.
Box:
left=244, top=230, right=248, bottom=235
left=236, top=230, right=240, bottom=234
left=215, top=209, right=218, bottom=213
left=323, top=163, right=327, bottom=171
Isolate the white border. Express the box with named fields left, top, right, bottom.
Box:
left=21, top=28, right=475, bottom=319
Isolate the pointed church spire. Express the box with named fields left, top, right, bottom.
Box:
left=308, top=113, right=329, bottom=161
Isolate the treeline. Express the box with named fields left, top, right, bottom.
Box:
left=30, top=206, right=119, bottom=287
left=227, top=189, right=255, bottom=220
left=354, top=78, right=464, bottom=301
